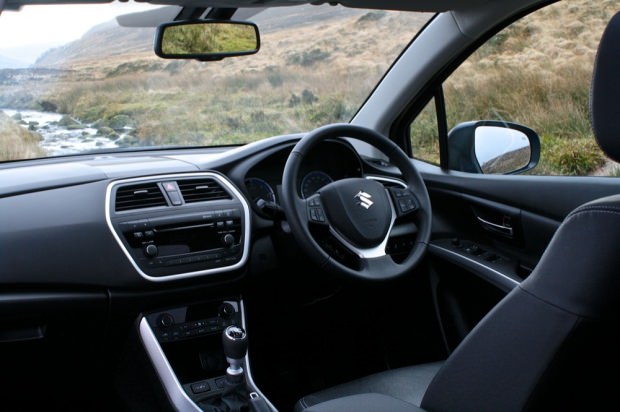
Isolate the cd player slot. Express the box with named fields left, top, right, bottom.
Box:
left=156, top=222, right=216, bottom=233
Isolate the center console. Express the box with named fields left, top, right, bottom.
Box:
left=140, top=299, right=275, bottom=411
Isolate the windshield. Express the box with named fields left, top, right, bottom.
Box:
left=0, top=2, right=430, bottom=161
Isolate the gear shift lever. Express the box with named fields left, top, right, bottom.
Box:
left=222, top=325, right=248, bottom=378
left=201, top=326, right=270, bottom=412
left=200, top=326, right=249, bottom=412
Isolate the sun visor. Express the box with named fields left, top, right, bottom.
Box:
left=138, top=0, right=491, bottom=13
left=116, top=5, right=180, bottom=27
left=3, top=0, right=493, bottom=14
left=1, top=0, right=111, bottom=11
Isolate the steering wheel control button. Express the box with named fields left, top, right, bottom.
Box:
left=307, top=196, right=327, bottom=224
left=389, top=187, right=418, bottom=216
left=398, top=197, right=416, bottom=213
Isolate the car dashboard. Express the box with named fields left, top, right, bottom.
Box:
left=0, top=133, right=407, bottom=410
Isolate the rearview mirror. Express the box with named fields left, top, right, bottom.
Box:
left=155, top=20, right=260, bottom=61
left=448, top=120, right=540, bottom=174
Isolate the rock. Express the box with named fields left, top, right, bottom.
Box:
left=11, top=112, right=22, bottom=121
left=58, top=115, right=80, bottom=127
left=97, top=126, right=119, bottom=139
left=108, top=114, right=137, bottom=130
left=39, top=101, right=58, bottom=113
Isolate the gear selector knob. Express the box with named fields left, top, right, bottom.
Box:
left=222, top=325, right=248, bottom=376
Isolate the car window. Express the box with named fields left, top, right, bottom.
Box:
left=0, top=3, right=431, bottom=162
left=410, top=97, right=440, bottom=165
left=411, top=0, right=619, bottom=176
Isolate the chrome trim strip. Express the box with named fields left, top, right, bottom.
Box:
left=366, top=175, right=407, bottom=188
left=240, top=300, right=278, bottom=412
left=428, top=243, right=520, bottom=290
left=105, top=172, right=251, bottom=282
left=328, top=195, right=397, bottom=259
left=139, top=318, right=202, bottom=412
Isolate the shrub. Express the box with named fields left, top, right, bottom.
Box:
left=286, top=48, right=330, bottom=66
left=540, top=135, right=606, bottom=175
left=0, top=111, right=45, bottom=161
left=357, top=11, right=387, bottom=24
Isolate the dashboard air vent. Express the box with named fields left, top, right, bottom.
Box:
left=115, top=183, right=167, bottom=212
left=178, top=178, right=231, bottom=203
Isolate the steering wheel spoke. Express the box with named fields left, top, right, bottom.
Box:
left=359, top=254, right=405, bottom=280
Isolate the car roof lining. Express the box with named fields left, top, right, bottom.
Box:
left=1, top=0, right=493, bottom=13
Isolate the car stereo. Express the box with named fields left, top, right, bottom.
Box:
left=106, top=173, right=250, bottom=281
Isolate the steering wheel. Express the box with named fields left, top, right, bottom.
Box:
left=281, top=123, right=432, bottom=281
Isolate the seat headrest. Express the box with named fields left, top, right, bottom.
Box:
left=591, top=11, right=620, bottom=162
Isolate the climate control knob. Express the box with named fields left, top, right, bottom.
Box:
left=144, top=244, right=159, bottom=258
left=157, top=313, right=174, bottom=328
left=222, top=234, right=235, bottom=247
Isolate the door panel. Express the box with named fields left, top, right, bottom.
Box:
left=417, top=165, right=620, bottom=349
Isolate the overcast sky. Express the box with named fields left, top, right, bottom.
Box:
left=0, top=2, right=156, bottom=65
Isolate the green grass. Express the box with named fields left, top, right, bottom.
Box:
left=34, top=64, right=363, bottom=148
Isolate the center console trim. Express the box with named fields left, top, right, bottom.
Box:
left=240, top=300, right=278, bottom=412
left=139, top=299, right=277, bottom=411
left=140, top=317, right=202, bottom=412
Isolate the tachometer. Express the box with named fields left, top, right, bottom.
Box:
left=301, top=171, right=333, bottom=198
left=245, top=177, right=276, bottom=204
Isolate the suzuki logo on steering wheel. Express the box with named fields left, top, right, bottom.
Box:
left=354, top=191, right=374, bottom=210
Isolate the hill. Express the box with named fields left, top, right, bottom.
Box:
left=35, top=21, right=155, bottom=71
left=33, top=5, right=375, bottom=73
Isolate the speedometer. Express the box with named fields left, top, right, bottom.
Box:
left=301, top=171, right=333, bottom=199
left=245, top=177, right=276, bottom=204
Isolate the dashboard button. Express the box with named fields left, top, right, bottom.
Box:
left=191, top=382, right=210, bottom=394
left=144, top=244, right=158, bottom=257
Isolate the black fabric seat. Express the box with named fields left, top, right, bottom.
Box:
left=296, top=11, right=620, bottom=412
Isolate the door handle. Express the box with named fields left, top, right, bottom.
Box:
left=477, top=216, right=514, bottom=238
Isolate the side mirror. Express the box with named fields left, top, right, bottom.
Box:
left=448, top=120, right=540, bottom=174
left=155, top=20, right=260, bottom=61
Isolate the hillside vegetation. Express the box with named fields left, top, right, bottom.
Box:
left=412, top=0, right=618, bottom=175
left=2, top=0, right=618, bottom=176
left=0, top=112, right=45, bottom=160
left=0, top=7, right=425, bottom=151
